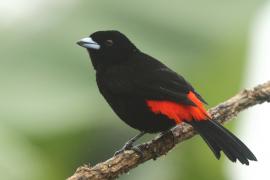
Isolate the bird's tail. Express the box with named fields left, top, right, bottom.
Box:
left=188, top=120, right=257, bottom=165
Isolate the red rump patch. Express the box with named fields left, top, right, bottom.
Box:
left=146, top=91, right=210, bottom=124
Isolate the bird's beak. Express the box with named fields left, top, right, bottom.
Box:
left=77, top=37, right=100, bottom=50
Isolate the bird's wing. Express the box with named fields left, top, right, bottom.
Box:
left=98, top=63, right=207, bottom=106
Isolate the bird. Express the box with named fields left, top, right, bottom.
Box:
left=77, top=30, right=257, bottom=165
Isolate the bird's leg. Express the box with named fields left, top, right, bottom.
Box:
left=114, top=131, right=146, bottom=156
left=122, top=131, right=146, bottom=149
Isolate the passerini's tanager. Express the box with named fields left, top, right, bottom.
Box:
left=77, top=30, right=257, bottom=165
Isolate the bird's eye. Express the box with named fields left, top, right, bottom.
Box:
left=105, top=40, right=114, bottom=46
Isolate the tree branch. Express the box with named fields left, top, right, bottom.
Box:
left=68, top=81, right=270, bottom=180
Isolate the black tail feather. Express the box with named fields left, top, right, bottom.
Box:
left=188, top=120, right=257, bottom=165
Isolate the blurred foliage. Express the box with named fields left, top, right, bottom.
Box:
left=0, top=0, right=262, bottom=179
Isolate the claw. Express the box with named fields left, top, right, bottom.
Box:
left=114, top=144, right=144, bottom=159
left=114, top=149, right=124, bottom=156
left=114, top=131, right=146, bottom=158
left=114, top=142, right=133, bottom=156
left=131, top=146, right=144, bottom=158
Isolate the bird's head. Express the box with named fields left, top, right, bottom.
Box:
left=77, top=30, right=137, bottom=71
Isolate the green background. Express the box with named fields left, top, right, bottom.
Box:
left=0, top=1, right=262, bottom=179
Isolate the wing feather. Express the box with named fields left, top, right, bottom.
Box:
left=97, top=53, right=207, bottom=106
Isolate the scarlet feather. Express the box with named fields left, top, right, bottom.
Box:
left=146, top=91, right=210, bottom=123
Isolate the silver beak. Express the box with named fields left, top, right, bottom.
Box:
left=77, top=37, right=100, bottom=50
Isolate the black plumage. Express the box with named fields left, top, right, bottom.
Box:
left=77, top=30, right=257, bottom=164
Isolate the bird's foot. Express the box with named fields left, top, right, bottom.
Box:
left=114, top=131, right=146, bottom=158
left=114, top=143, right=144, bottom=158
left=114, top=141, right=133, bottom=156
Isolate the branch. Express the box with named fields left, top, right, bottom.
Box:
left=68, top=81, right=270, bottom=180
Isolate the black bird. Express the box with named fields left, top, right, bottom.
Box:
left=77, top=30, right=257, bottom=165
